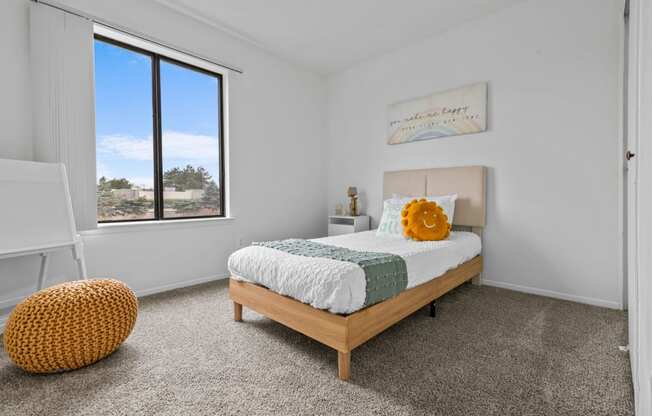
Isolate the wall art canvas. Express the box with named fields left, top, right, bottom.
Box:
left=387, top=82, right=487, bottom=145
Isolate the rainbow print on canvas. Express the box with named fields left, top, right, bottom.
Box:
left=387, top=82, right=487, bottom=145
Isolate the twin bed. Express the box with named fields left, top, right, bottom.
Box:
left=228, top=166, right=486, bottom=380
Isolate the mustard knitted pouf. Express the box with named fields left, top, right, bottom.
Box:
left=3, top=279, right=138, bottom=373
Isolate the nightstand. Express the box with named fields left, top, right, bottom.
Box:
left=328, top=215, right=370, bottom=236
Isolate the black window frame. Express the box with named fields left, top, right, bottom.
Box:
left=94, top=34, right=226, bottom=224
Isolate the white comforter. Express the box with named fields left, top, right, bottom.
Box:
left=228, top=231, right=481, bottom=314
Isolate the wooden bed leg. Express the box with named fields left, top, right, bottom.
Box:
left=234, top=302, right=243, bottom=322
left=429, top=301, right=437, bottom=318
left=338, top=351, right=351, bottom=381
left=471, top=273, right=482, bottom=286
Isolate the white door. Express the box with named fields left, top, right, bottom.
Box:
left=627, top=0, right=650, bottom=414
left=625, top=64, right=639, bottom=413
left=625, top=0, right=639, bottom=398
left=623, top=3, right=639, bottom=394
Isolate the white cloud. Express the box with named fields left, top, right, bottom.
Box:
left=163, top=131, right=220, bottom=161
left=98, top=131, right=219, bottom=161
left=98, top=135, right=153, bottom=161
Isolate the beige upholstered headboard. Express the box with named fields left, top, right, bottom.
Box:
left=383, top=166, right=486, bottom=228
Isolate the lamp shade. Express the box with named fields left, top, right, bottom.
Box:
left=347, top=187, right=358, bottom=197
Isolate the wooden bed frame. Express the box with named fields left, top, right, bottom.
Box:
left=230, top=166, right=486, bottom=380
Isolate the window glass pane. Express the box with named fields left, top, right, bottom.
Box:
left=94, top=39, right=155, bottom=221
left=160, top=59, right=222, bottom=218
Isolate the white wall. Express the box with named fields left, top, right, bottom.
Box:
left=0, top=0, right=626, bottom=322
left=326, top=0, right=624, bottom=308
left=0, top=0, right=327, bottom=320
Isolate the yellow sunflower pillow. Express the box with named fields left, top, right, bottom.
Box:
left=401, top=198, right=451, bottom=241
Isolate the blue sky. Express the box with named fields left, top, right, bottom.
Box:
left=95, top=39, right=221, bottom=188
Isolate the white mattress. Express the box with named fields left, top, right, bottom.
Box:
left=228, top=231, right=481, bottom=314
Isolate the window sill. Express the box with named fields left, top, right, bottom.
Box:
left=81, top=216, right=236, bottom=236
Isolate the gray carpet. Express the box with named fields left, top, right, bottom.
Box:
left=0, top=279, right=633, bottom=416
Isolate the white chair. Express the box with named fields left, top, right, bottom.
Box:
left=0, top=159, right=87, bottom=291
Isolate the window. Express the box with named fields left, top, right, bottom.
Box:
left=94, top=35, right=225, bottom=223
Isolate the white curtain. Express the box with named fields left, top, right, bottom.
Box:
left=30, top=2, right=97, bottom=231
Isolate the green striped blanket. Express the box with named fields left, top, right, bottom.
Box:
left=253, top=239, right=407, bottom=307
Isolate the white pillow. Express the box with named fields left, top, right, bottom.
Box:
left=376, top=194, right=457, bottom=236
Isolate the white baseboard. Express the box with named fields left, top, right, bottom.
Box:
left=0, top=273, right=230, bottom=335
left=482, top=279, right=622, bottom=310
left=1, top=275, right=620, bottom=334
left=0, top=295, right=30, bottom=310
left=134, top=273, right=229, bottom=298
